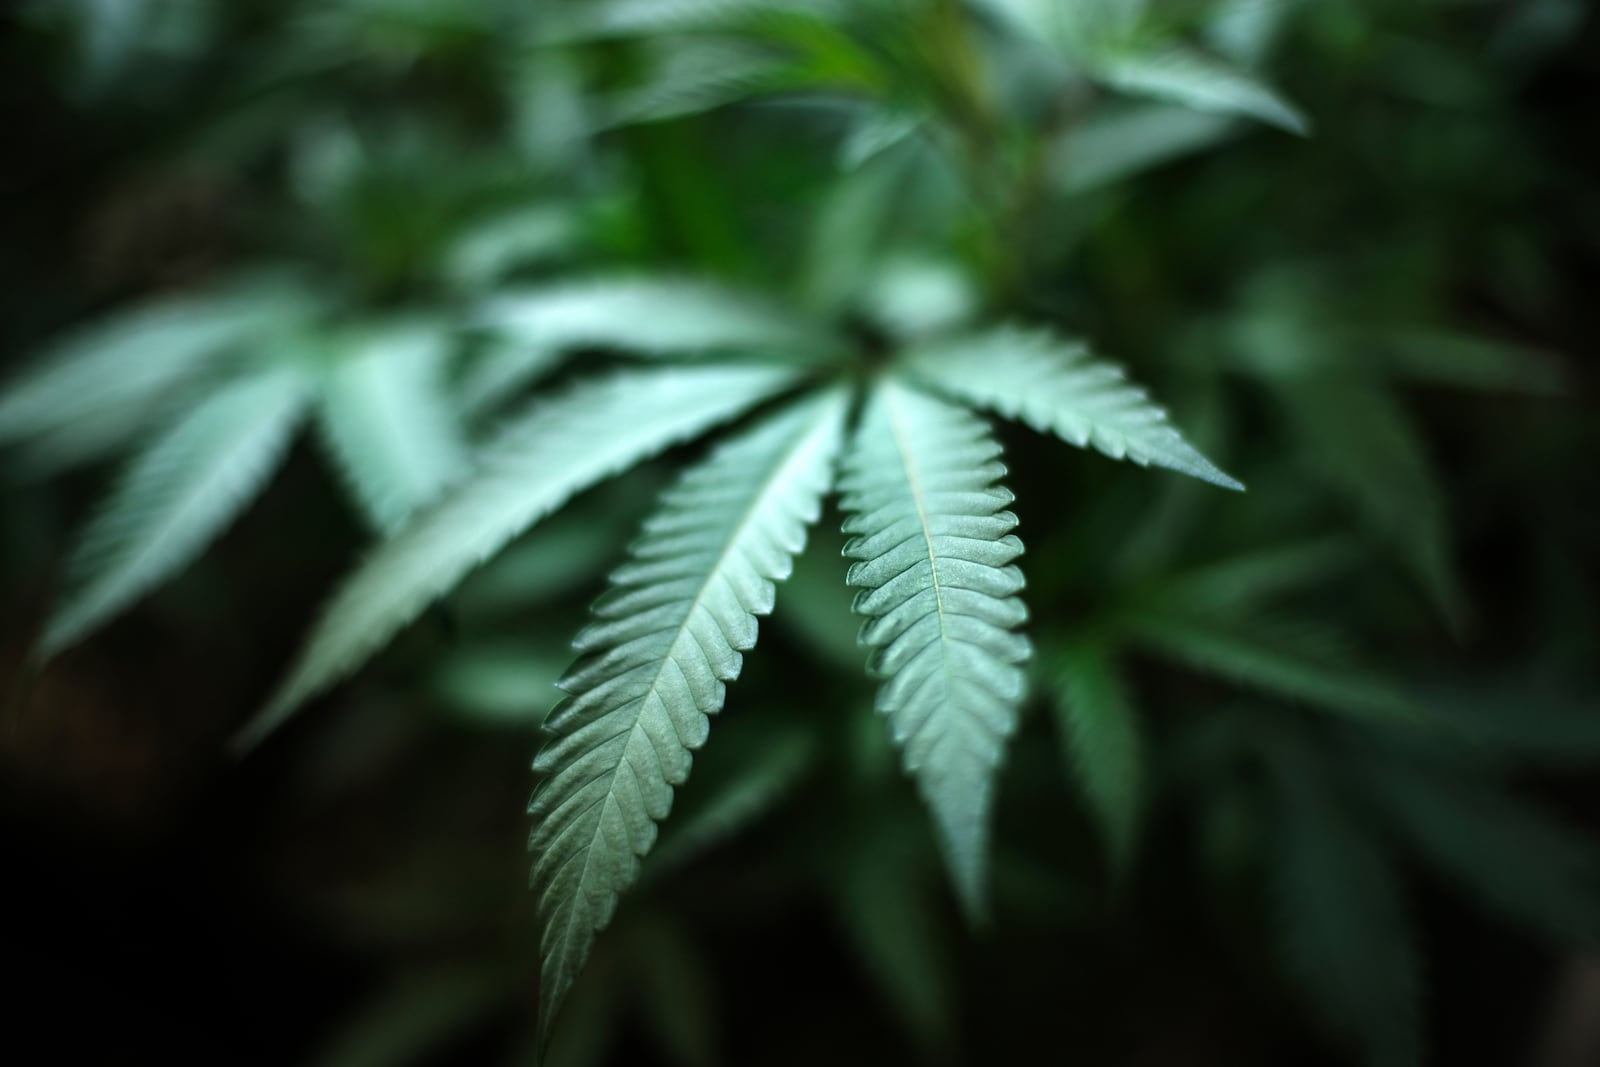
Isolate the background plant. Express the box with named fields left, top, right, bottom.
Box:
left=3, top=1, right=1598, bottom=1065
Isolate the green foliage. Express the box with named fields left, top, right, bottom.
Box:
left=39, top=368, right=310, bottom=658
left=4, top=1, right=1597, bottom=1064
left=528, top=390, right=846, bottom=1045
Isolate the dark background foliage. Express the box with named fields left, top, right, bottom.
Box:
left=3, top=2, right=1599, bottom=1065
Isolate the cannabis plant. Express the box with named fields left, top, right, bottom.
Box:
left=6, top=1, right=1598, bottom=1065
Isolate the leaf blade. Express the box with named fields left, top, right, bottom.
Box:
left=244, top=363, right=802, bottom=746
left=904, top=327, right=1242, bottom=489
left=40, top=368, right=309, bottom=658
left=528, top=389, right=848, bottom=1049
left=840, top=380, right=1031, bottom=917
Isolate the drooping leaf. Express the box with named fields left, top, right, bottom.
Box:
left=1097, top=45, right=1309, bottom=135
left=839, top=380, right=1031, bottom=917
left=319, top=320, right=470, bottom=535
left=244, top=363, right=802, bottom=746
left=1052, top=640, right=1143, bottom=873
left=1269, top=745, right=1422, bottom=1067
left=477, top=277, right=837, bottom=364
left=904, top=327, right=1243, bottom=489
left=39, top=369, right=310, bottom=658
left=528, top=389, right=848, bottom=1048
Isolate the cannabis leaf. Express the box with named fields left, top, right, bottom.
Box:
left=318, top=320, right=469, bottom=534
left=1098, top=45, right=1309, bottom=135
left=0, top=276, right=311, bottom=476
left=39, top=369, right=310, bottom=659
left=528, top=389, right=847, bottom=1047
left=840, top=380, right=1031, bottom=917
left=244, top=363, right=802, bottom=745
left=905, top=328, right=1244, bottom=489
left=477, top=277, right=834, bottom=364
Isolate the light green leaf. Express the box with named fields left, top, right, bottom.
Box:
left=0, top=276, right=311, bottom=468
left=1052, top=640, right=1143, bottom=873
left=243, top=363, right=801, bottom=747
left=904, top=327, right=1243, bottom=489
left=1269, top=750, right=1422, bottom=1067
left=1123, top=611, right=1416, bottom=724
left=40, top=369, right=309, bottom=658
left=840, top=380, right=1031, bottom=917
left=477, top=277, right=836, bottom=363
left=527, top=389, right=847, bottom=1048
left=1099, top=45, right=1309, bottom=135
left=319, top=320, right=470, bottom=535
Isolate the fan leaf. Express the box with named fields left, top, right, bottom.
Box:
left=477, top=277, right=837, bottom=365
left=40, top=368, right=309, bottom=658
left=319, top=320, right=470, bottom=535
left=244, top=363, right=801, bottom=746
left=904, top=328, right=1243, bottom=489
left=1099, top=45, right=1309, bottom=135
left=0, top=275, right=312, bottom=473
left=839, top=380, right=1031, bottom=917
left=528, top=389, right=848, bottom=1049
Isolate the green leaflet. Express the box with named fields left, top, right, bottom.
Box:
left=39, top=368, right=310, bottom=659
left=0, top=275, right=311, bottom=473
left=1052, top=640, right=1143, bottom=874
left=904, top=327, right=1243, bottom=489
left=319, top=320, right=470, bottom=535
left=840, top=380, right=1031, bottom=918
left=476, top=277, right=837, bottom=365
left=1097, top=46, right=1309, bottom=135
left=527, top=389, right=848, bottom=1048
left=243, top=363, right=801, bottom=747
